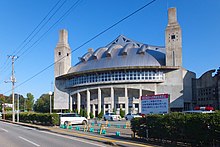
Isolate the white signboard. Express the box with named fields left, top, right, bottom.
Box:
left=141, top=94, right=169, bottom=114
left=2, top=103, right=13, bottom=108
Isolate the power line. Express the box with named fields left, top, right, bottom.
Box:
left=1, top=0, right=74, bottom=85
left=0, top=57, right=10, bottom=73
left=15, top=0, right=67, bottom=56
left=3, top=0, right=157, bottom=95
left=17, top=0, right=82, bottom=60
left=72, top=0, right=157, bottom=53
left=2, top=0, right=82, bottom=95
left=0, top=0, right=65, bottom=79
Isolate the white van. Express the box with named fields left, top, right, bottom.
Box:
left=59, top=113, right=88, bottom=125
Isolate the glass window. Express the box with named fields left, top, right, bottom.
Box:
left=67, top=70, right=164, bottom=86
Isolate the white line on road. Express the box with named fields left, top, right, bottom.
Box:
left=0, top=128, right=9, bottom=132
left=20, top=126, right=37, bottom=130
left=40, top=131, right=106, bottom=147
left=19, top=136, right=40, bottom=147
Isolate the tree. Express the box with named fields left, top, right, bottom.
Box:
left=34, top=93, right=53, bottom=113
left=14, top=94, right=25, bottom=112
left=120, top=108, right=125, bottom=118
left=1, top=95, right=11, bottom=113
left=26, top=93, right=34, bottom=111
left=0, top=95, right=6, bottom=111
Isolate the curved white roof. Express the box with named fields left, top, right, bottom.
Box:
left=68, top=35, right=165, bottom=73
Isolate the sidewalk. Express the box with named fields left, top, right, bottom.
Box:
left=0, top=119, right=158, bottom=147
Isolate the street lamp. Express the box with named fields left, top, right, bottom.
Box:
left=49, top=91, right=53, bottom=114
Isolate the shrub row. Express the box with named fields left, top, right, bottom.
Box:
left=5, top=112, right=59, bottom=126
left=131, top=112, right=220, bottom=146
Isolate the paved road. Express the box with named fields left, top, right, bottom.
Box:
left=0, top=121, right=109, bottom=147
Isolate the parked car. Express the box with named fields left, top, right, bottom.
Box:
left=103, top=112, right=121, bottom=121
left=59, top=113, right=88, bottom=125
left=125, top=113, right=142, bottom=121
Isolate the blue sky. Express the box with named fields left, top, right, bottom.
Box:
left=0, top=0, right=219, bottom=100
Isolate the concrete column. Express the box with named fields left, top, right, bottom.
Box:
left=87, top=89, right=90, bottom=119
left=98, top=87, right=101, bottom=114
left=133, top=103, right=135, bottom=114
left=93, top=104, right=96, bottom=118
left=125, top=86, right=128, bottom=115
left=111, top=86, right=114, bottom=111
left=103, top=105, right=105, bottom=114
left=139, top=87, right=142, bottom=113
left=77, top=92, right=81, bottom=114
left=154, top=83, right=157, bottom=94
left=69, top=94, right=72, bottom=112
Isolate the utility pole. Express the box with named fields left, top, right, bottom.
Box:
left=17, top=94, right=19, bottom=122
left=5, top=55, right=18, bottom=122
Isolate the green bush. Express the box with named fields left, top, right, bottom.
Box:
left=120, top=108, right=125, bottom=118
left=5, top=113, right=12, bottom=121
left=98, top=110, right=104, bottom=119
left=90, top=112, right=94, bottom=119
left=130, top=112, right=220, bottom=146
left=79, top=109, right=88, bottom=118
left=4, top=112, right=59, bottom=126
left=80, top=108, right=84, bottom=116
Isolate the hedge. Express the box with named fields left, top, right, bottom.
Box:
left=131, top=112, right=220, bottom=146
left=5, top=112, right=59, bottom=126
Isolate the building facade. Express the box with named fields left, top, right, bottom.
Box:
left=54, top=8, right=196, bottom=118
left=192, top=68, right=220, bottom=110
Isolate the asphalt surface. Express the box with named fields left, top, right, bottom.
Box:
left=0, top=120, right=158, bottom=147
left=0, top=121, right=109, bottom=147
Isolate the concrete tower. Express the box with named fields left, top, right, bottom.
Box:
left=54, top=29, right=71, bottom=77
left=165, top=8, right=182, bottom=67
left=54, top=29, right=71, bottom=110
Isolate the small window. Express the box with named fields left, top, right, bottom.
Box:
left=126, top=40, right=130, bottom=42
left=67, top=53, right=69, bottom=56
left=58, top=52, right=61, bottom=56
left=171, top=35, right=175, bottom=39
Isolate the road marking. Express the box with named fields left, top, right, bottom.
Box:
left=44, top=129, right=153, bottom=147
left=21, top=126, right=36, bottom=130
left=41, top=131, right=105, bottom=147
left=0, top=128, right=8, bottom=132
left=19, top=136, right=40, bottom=147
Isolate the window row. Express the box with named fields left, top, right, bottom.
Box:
left=197, top=88, right=215, bottom=96
left=67, top=70, right=164, bottom=87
